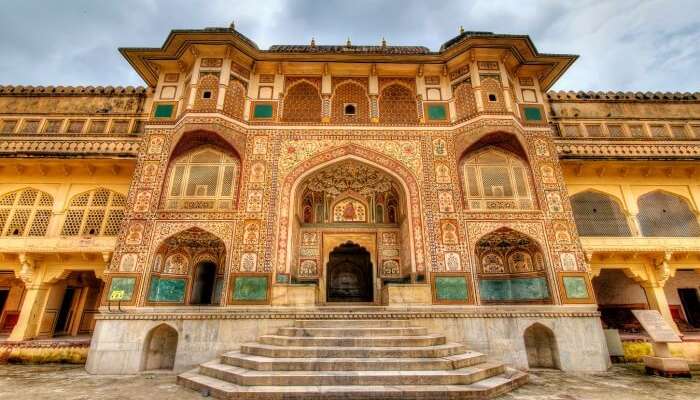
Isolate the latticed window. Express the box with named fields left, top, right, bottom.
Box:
left=637, top=191, right=700, bottom=237
left=571, top=191, right=631, bottom=236
left=164, top=147, right=239, bottom=210
left=0, top=188, right=53, bottom=236
left=462, top=148, right=534, bottom=210
left=61, top=188, right=126, bottom=236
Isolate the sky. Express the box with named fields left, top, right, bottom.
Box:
left=0, top=0, right=699, bottom=92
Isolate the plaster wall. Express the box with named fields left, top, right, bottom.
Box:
left=86, top=307, right=609, bottom=374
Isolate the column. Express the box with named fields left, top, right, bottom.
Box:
left=369, top=72, right=379, bottom=123
left=8, top=255, right=49, bottom=341
left=640, top=257, right=681, bottom=335
left=641, top=282, right=680, bottom=335
left=470, top=61, right=484, bottom=112
left=186, top=57, right=202, bottom=110
left=216, top=58, right=232, bottom=111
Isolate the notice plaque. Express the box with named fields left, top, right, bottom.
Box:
left=632, top=310, right=681, bottom=343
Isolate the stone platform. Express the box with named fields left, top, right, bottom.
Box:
left=177, top=319, right=527, bottom=399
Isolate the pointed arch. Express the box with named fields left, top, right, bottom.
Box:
left=223, top=77, right=247, bottom=119
left=162, top=143, right=240, bottom=211
left=148, top=227, right=226, bottom=305
left=141, top=323, right=178, bottom=371
left=460, top=144, right=536, bottom=211
left=277, top=145, right=425, bottom=275
left=476, top=228, right=551, bottom=304
left=570, top=190, right=631, bottom=237
left=379, top=82, right=418, bottom=124
left=330, top=79, right=370, bottom=124
left=61, top=188, right=126, bottom=236
left=637, top=190, right=700, bottom=237
left=0, top=188, right=53, bottom=237
left=523, top=322, right=560, bottom=369
left=282, top=80, right=322, bottom=123
left=453, top=80, right=478, bottom=120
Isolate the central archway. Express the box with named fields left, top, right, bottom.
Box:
left=326, top=242, right=373, bottom=302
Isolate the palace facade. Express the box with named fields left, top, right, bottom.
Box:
left=0, top=26, right=698, bottom=386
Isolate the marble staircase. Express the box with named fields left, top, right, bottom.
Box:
left=177, top=319, right=528, bottom=399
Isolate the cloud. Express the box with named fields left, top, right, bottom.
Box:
left=0, top=0, right=698, bottom=91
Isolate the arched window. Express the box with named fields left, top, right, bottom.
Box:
left=571, top=191, right=631, bottom=236
left=462, top=147, right=534, bottom=210
left=61, top=188, right=126, bottom=236
left=165, top=146, right=239, bottom=210
left=637, top=191, right=700, bottom=237
left=0, top=188, right=53, bottom=236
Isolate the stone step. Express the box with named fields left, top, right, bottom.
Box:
left=178, top=368, right=528, bottom=399
left=198, top=360, right=506, bottom=386
left=222, top=350, right=487, bottom=371
left=240, top=342, right=469, bottom=358
left=293, top=319, right=414, bottom=328
left=258, top=334, right=446, bottom=347
left=277, top=326, right=429, bottom=337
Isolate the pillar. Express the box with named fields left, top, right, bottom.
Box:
left=641, top=282, right=681, bottom=335
left=8, top=255, right=49, bottom=341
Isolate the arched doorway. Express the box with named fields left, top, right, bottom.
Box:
left=147, top=228, right=226, bottom=306
left=475, top=228, right=551, bottom=304
left=288, top=157, right=414, bottom=303
left=326, top=242, right=373, bottom=302
left=190, top=261, right=216, bottom=305
left=142, top=324, right=178, bottom=371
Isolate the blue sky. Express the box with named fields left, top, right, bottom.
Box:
left=0, top=0, right=698, bottom=91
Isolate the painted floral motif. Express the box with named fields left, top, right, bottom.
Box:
left=333, top=198, right=367, bottom=222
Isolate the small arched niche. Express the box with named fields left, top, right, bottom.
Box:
left=523, top=323, right=560, bottom=369
left=142, top=323, right=178, bottom=371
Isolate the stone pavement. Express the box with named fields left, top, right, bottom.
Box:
left=0, top=364, right=698, bottom=400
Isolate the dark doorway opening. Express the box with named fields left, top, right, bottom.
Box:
left=326, top=242, right=373, bottom=302
left=55, top=287, right=75, bottom=335
left=190, top=262, right=217, bottom=305
left=678, top=288, right=700, bottom=328
left=0, top=289, right=8, bottom=315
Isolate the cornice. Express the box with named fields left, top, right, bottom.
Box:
left=0, top=137, right=140, bottom=157
left=555, top=139, right=700, bottom=159
left=547, top=90, right=700, bottom=103
left=95, top=308, right=601, bottom=321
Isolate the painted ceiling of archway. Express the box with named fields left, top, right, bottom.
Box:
left=476, top=229, right=534, bottom=249
left=301, top=160, right=396, bottom=196
left=159, top=228, right=225, bottom=250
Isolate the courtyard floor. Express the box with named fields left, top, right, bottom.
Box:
left=0, top=364, right=697, bottom=400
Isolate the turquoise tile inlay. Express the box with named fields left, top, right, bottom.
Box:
left=563, top=276, right=589, bottom=299
left=233, top=276, right=269, bottom=301
left=108, top=277, right=136, bottom=301
left=154, top=103, right=174, bottom=118
left=276, top=273, right=290, bottom=284
left=479, top=277, right=550, bottom=302
left=253, top=104, right=273, bottom=118
left=435, top=276, right=469, bottom=301
left=427, top=104, right=447, bottom=120
left=148, top=276, right=186, bottom=303
left=523, top=106, right=543, bottom=121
